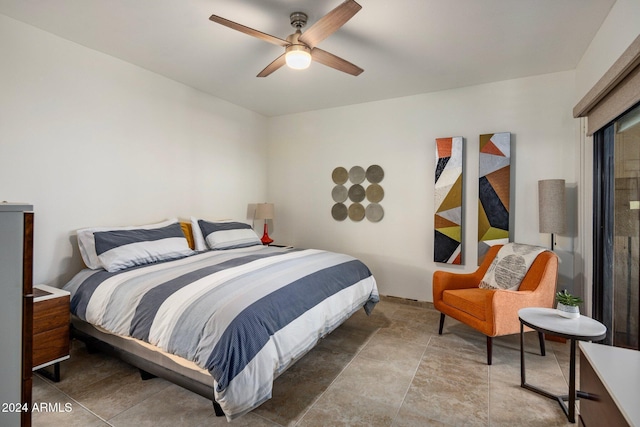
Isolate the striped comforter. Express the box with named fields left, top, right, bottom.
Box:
left=63, top=245, right=379, bottom=419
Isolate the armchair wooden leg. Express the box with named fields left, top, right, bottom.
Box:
left=538, top=331, right=546, bottom=356
left=438, top=313, right=445, bottom=335
left=487, top=336, right=493, bottom=365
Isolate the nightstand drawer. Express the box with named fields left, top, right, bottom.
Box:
left=32, top=285, right=71, bottom=377
left=33, top=296, right=69, bottom=335
left=33, top=326, right=70, bottom=368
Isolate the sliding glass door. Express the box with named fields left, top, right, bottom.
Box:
left=594, top=102, right=640, bottom=349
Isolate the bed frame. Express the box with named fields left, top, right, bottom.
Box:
left=70, top=318, right=225, bottom=417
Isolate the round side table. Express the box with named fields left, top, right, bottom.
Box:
left=518, top=307, right=606, bottom=423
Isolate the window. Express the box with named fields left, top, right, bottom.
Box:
left=593, top=102, right=640, bottom=349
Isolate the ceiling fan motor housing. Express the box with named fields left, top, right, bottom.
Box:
left=290, top=12, right=308, bottom=29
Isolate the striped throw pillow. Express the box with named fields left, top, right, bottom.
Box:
left=198, top=220, right=262, bottom=250
left=77, top=218, right=178, bottom=270
left=94, top=222, right=194, bottom=272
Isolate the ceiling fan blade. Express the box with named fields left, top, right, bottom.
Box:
left=299, top=0, right=361, bottom=48
left=257, top=54, right=287, bottom=77
left=209, top=15, right=289, bottom=47
left=311, top=48, right=363, bottom=76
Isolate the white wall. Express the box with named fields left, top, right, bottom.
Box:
left=268, top=71, right=577, bottom=302
left=0, top=15, right=268, bottom=286
left=575, top=0, right=640, bottom=103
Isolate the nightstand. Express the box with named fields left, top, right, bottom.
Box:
left=33, top=284, right=70, bottom=382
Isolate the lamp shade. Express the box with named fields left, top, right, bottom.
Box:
left=255, top=203, right=274, bottom=220
left=538, top=179, right=566, bottom=234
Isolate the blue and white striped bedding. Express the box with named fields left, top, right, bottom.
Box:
left=63, top=245, right=379, bottom=420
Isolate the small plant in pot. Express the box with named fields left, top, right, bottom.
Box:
left=556, top=289, right=583, bottom=319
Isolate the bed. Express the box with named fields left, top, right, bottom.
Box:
left=62, top=218, right=379, bottom=421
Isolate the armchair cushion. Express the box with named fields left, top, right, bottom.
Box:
left=442, top=288, right=490, bottom=321
left=479, top=243, right=547, bottom=291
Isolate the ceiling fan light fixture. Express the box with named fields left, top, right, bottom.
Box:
left=210, top=1, right=363, bottom=77
left=285, top=44, right=312, bottom=70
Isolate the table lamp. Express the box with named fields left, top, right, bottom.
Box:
left=255, top=203, right=274, bottom=245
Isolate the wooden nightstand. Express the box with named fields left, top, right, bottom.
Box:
left=33, top=284, right=70, bottom=382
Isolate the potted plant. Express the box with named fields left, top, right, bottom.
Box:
left=556, top=289, right=583, bottom=319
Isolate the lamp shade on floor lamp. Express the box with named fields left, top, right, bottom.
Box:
left=538, top=179, right=565, bottom=249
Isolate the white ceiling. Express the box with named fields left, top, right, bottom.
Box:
left=0, top=0, right=615, bottom=117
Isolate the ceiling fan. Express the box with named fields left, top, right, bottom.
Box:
left=209, top=0, right=364, bottom=77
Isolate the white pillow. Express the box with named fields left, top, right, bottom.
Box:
left=93, top=222, right=194, bottom=272
left=197, top=220, right=262, bottom=250
left=77, top=218, right=178, bottom=269
left=190, top=216, right=207, bottom=252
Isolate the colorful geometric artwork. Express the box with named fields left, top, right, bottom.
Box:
left=478, top=132, right=511, bottom=265
left=435, top=137, right=463, bottom=264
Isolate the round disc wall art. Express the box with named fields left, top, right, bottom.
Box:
left=331, top=165, right=385, bottom=222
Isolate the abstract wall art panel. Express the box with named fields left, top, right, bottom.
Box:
left=478, top=132, right=511, bottom=265
left=434, top=137, right=463, bottom=264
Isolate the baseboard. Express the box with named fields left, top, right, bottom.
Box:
left=380, top=294, right=434, bottom=310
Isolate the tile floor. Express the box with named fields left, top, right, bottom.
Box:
left=33, top=298, right=579, bottom=426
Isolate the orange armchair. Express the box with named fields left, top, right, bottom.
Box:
left=433, top=244, right=559, bottom=365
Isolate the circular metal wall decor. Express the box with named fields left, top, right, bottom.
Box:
left=348, top=166, right=366, bottom=184
left=348, top=203, right=365, bottom=221
left=331, top=185, right=348, bottom=203
left=366, top=164, right=384, bottom=184
left=331, top=165, right=385, bottom=222
left=332, top=167, right=348, bottom=185
left=365, top=184, right=384, bottom=203
left=331, top=203, right=348, bottom=221
left=365, top=203, right=384, bottom=222
left=348, top=184, right=365, bottom=202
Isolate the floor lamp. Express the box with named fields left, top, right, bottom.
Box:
left=255, top=203, right=274, bottom=245
left=538, top=179, right=566, bottom=250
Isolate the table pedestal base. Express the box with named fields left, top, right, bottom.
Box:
left=518, top=308, right=607, bottom=425
left=520, top=324, right=584, bottom=423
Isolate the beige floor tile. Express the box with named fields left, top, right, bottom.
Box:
left=401, top=364, right=489, bottom=426
left=73, top=370, right=171, bottom=419
left=370, top=298, right=403, bottom=318
left=320, top=320, right=378, bottom=355
left=54, top=340, right=139, bottom=396
left=392, top=405, right=450, bottom=427
left=30, top=299, right=583, bottom=426
left=298, top=388, right=397, bottom=427
left=252, top=343, right=355, bottom=426
left=358, top=332, right=427, bottom=372
left=32, top=375, right=109, bottom=427
left=376, top=316, right=434, bottom=344
left=324, top=355, right=415, bottom=409
left=489, top=376, right=575, bottom=426
left=108, top=384, right=219, bottom=427
left=420, top=345, right=489, bottom=384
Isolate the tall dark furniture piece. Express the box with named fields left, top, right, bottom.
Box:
left=0, top=203, right=34, bottom=427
